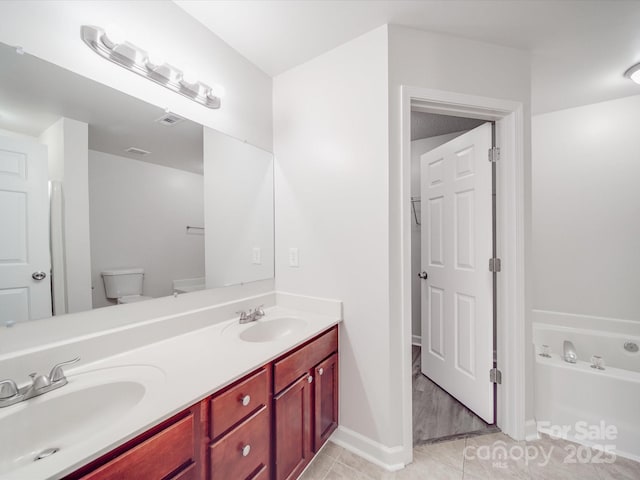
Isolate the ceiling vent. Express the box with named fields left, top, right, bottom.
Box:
left=155, top=112, right=184, bottom=126
left=125, top=147, right=151, bottom=156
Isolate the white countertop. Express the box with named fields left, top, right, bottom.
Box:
left=1, top=305, right=340, bottom=480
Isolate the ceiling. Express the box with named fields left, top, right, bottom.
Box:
left=411, top=112, right=484, bottom=141
left=174, top=0, right=640, bottom=113
left=0, top=43, right=203, bottom=174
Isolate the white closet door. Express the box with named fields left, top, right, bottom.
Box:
left=420, top=123, right=494, bottom=423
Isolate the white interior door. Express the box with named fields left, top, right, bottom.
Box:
left=0, top=135, right=51, bottom=322
left=419, top=123, right=494, bottom=423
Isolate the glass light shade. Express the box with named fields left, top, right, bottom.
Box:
left=209, top=84, right=225, bottom=99
left=146, top=51, right=165, bottom=70
left=102, top=25, right=126, bottom=49
left=180, top=71, right=199, bottom=86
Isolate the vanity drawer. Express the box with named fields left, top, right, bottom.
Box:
left=274, top=326, right=338, bottom=393
left=209, top=406, right=270, bottom=480
left=78, top=413, right=194, bottom=480
left=168, top=462, right=196, bottom=480
left=210, top=367, right=268, bottom=438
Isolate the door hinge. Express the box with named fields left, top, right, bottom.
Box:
left=490, top=368, right=502, bottom=384
left=489, top=257, right=502, bottom=273
left=488, top=146, right=500, bottom=163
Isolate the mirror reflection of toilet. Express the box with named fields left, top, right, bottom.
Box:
left=101, top=268, right=153, bottom=304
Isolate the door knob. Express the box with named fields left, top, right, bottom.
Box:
left=418, top=271, right=428, bottom=280
left=32, top=271, right=47, bottom=281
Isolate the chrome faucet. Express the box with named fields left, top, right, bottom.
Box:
left=237, top=305, right=265, bottom=324
left=0, top=357, right=79, bottom=408
left=563, top=340, right=578, bottom=364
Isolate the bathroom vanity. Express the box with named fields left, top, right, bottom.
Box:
left=0, top=295, right=341, bottom=480
left=65, top=326, right=338, bottom=480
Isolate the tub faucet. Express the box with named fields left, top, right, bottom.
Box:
left=563, top=340, right=578, bottom=364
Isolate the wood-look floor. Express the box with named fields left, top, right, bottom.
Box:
left=300, top=434, right=640, bottom=480
left=412, top=346, right=496, bottom=445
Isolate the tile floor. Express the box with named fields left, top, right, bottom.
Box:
left=412, top=346, right=496, bottom=444
left=299, top=433, right=640, bottom=480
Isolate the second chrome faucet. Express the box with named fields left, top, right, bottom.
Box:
left=237, top=305, right=265, bottom=324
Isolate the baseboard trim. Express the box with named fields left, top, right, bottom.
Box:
left=524, top=418, right=539, bottom=441
left=330, top=426, right=406, bottom=472
left=411, top=335, right=421, bottom=346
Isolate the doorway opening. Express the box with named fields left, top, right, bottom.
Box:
left=410, top=111, right=498, bottom=445
left=399, top=86, right=527, bottom=466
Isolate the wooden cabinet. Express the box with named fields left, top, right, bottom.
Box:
left=67, top=325, right=338, bottom=480
left=67, top=405, right=202, bottom=480
left=210, top=407, right=270, bottom=480
left=273, top=327, right=339, bottom=480
left=274, top=374, right=313, bottom=480
left=314, top=353, right=338, bottom=452
left=209, top=367, right=269, bottom=440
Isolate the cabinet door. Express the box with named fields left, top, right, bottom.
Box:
left=314, top=353, right=338, bottom=451
left=274, top=374, right=312, bottom=480
left=76, top=414, right=195, bottom=480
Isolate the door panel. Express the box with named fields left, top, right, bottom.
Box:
left=0, top=135, right=51, bottom=322
left=419, top=123, right=494, bottom=423
left=274, top=374, right=312, bottom=480
left=314, top=353, right=338, bottom=451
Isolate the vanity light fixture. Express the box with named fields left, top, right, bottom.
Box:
left=81, top=25, right=221, bottom=109
left=624, top=62, right=640, bottom=85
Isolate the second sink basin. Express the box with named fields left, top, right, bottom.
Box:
left=239, top=317, right=307, bottom=343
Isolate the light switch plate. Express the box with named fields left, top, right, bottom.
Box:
left=289, top=248, right=299, bottom=267
left=252, top=247, right=262, bottom=265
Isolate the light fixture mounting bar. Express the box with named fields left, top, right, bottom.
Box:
left=81, top=25, right=221, bottom=109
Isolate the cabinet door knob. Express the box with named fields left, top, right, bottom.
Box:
left=241, top=444, right=251, bottom=457
left=307, top=375, right=313, bottom=383
left=240, top=394, right=251, bottom=406
left=318, top=368, right=324, bottom=376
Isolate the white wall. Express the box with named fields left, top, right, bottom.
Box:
left=0, top=128, right=37, bottom=141
left=388, top=25, right=532, bottom=446
left=39, top=117, right=93, bottom=314
left=410, top=132, right=466, bottom=340
left=274, top=26, right=391, bottom=448
left=0, top=0, right=272, bottom=151
left=532, top=94, right=640, bottom=322
left=88, top=150, right=204, bottom=307
left=203, top=128, right=274, bottom=288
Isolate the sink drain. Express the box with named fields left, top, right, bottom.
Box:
left=34, top=448, right=59, bottom=461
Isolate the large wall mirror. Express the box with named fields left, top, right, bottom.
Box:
left=0, top=42, right=274, bottom=325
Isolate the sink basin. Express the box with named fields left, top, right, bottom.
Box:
left=0, top=365, right=164, bottom=475
left=239, top=317, right=307, bottom=343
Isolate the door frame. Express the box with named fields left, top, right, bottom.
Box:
left=399, top=86, right=527, bottom=463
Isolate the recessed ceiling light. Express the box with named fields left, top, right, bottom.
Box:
left=624, top=63, right=640, bottom=85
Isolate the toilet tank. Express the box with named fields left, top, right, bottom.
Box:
left=101, top=268, right=144, bottom=299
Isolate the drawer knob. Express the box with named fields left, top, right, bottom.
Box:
left=307, top=375, right=313, bottom=383
left=318, top=368, right=324, bottom=376
left=241, top=444, right=251, bottom=457
left=240, top=394, right=251, bottom=406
